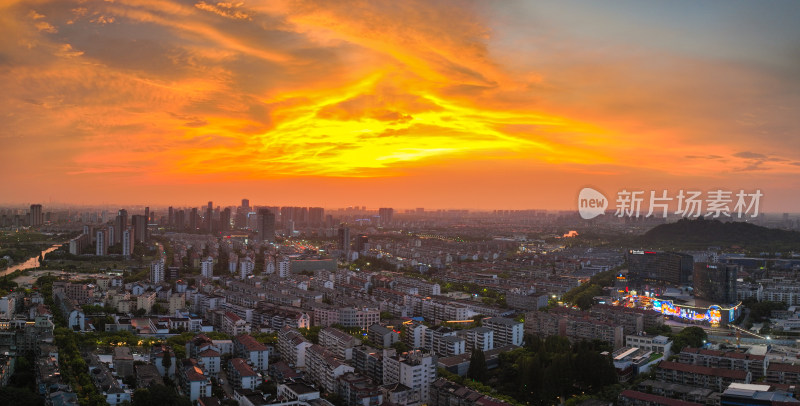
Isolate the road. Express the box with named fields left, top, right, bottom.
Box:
left=218, top=369, right=234, bottom=399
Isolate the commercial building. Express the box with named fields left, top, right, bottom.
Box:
left=627, top=250, right=694, bottom=286
left=693, top=263, right=738, bottom=304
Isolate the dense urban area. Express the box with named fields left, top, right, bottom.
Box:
left=2, top=202, right=800, bottom=406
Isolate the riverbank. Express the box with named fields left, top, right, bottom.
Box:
left=0, top=244, right=61, bottom=277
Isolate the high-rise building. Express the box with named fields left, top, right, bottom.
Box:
left=242, top=199, right=250, bottom=211
left=175, top=210, right=185, bottom=230
left=206, top=201, right=213, bottom=233
left=29, top=204, right=43, bottom=227
left=257, top=209, right=275, bottom=242
left=115, top=209, right=128, bottom=244
left=308, top=207, right=325, bottom=227
left=131, top=215, right=147, bottom=243
left=189, top=208, right=198, bottom=231
left=280, top=207, right=294, bottom=229
left=220, top=208, right=231, bottom=232
left=235, top=207, right=248, bottom=229
left=201, top=257, right=214, bottom=278
left=107, top=225, right=115, bottom=247
left=627, top=250, right=694, bottom=286
left=239, top=257, right=255, bottom=279
left=168, top=206, right=174, bottom=227
left=277, top=258, right=290, bottom=278
left=378, top=208, right=394, bottom=226
left=355, top=234, right=369, bottom=253
left=96, top=229, right=109, bottom=256
left=150, top=260, right=165, bottom=284
left=83, top=225, right=95, bottom=245
left=122, top=228, right=135, bottom=258
left=693, top=263, right=738, bottom=303
left=144, top=206, right=150, bottom=223
left=338, top=224, right=351, bottom=259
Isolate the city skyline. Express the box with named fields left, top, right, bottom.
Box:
left=2, top=1, right=800, bottom=210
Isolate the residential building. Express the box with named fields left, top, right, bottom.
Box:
left=458, top=327, right=494, bottom=352
left=656, top=361, right=750, bottom=392
left=766, top=362, right=800, bottom=385
left=178, top=359, right=212, bottom=401
left=150, top=260, right=165, bottom=284
left=306, top=345, right=355, bottom=393
left=678, top=347, right=767, bottom=380
left=337, top=372, right=383, bottom=406
left=197, top=348, right=221, bottom=377
left=201, top=257, right=214, bottom=278
left=222, top=311, right=250, bottom=336
left=625, top=334, right=673, bottom=358
left=368, top=324, right=400, bottom=348
left=618, top=390, right=703, bottom=406
left=151, top=345, right=176, bottom=378
left=425, top=327, right=465, bottom=357
left=482, top=317, right=523, bottom=347
left=234, top=334, right=270, bottom=372
left=136, top=292, right=155, bottom=314
left=319, top=327, right=358, bottom=361
left=404, top=322, right=427, bottom=349
left=429, top=378, right=512, bottom=406
left=278, top=327, right=312, bottom=368
left=135, top=364, right=164, bottom=389
left=353, top=345, right=386, bottom=385
left=113, top=346, right=134, bottom=378
left=228, top=358, right=259, bottom=391
left=383, top=350, right=437, bottom=404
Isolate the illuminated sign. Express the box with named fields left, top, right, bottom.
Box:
left=631, top=250, right=645, bottom=255
left=619, top=295, right=740, bottom=326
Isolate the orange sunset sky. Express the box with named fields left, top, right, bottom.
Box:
left=2, top=1, right=799, bottom=210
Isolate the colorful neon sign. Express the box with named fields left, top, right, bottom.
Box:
left=619, top=295, right=738, bottom=325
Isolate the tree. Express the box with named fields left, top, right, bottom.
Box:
left=391, top=341, right=410, bottom=353
left=151, top=302, right=167, bottom=315
left=672, top=326, right=708, bottom=352
left=162, top=348, right=172, bottom=374
left=132, top=385, right=191, bottom=406
left=0, top=387, right=44, bottom=406
left=467, top=349, right=488, bottom=382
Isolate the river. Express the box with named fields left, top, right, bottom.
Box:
left=0, top=244, right=61, bottom=277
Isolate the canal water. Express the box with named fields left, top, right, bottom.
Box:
left=0, top=244, right=61, bottom=277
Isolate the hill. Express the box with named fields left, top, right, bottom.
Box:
left=640, top=218, right=800, bottom=251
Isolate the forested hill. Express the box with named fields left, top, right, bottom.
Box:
left=640, top=218, right=800, bottom=250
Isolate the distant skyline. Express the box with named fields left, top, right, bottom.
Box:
left=2, top=1, right=800, bottom=210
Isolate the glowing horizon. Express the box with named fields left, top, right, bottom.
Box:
left=2, top=1, right=799, bottom=210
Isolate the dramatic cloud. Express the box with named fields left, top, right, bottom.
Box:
left=1, top=0, right=799, bottom=209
